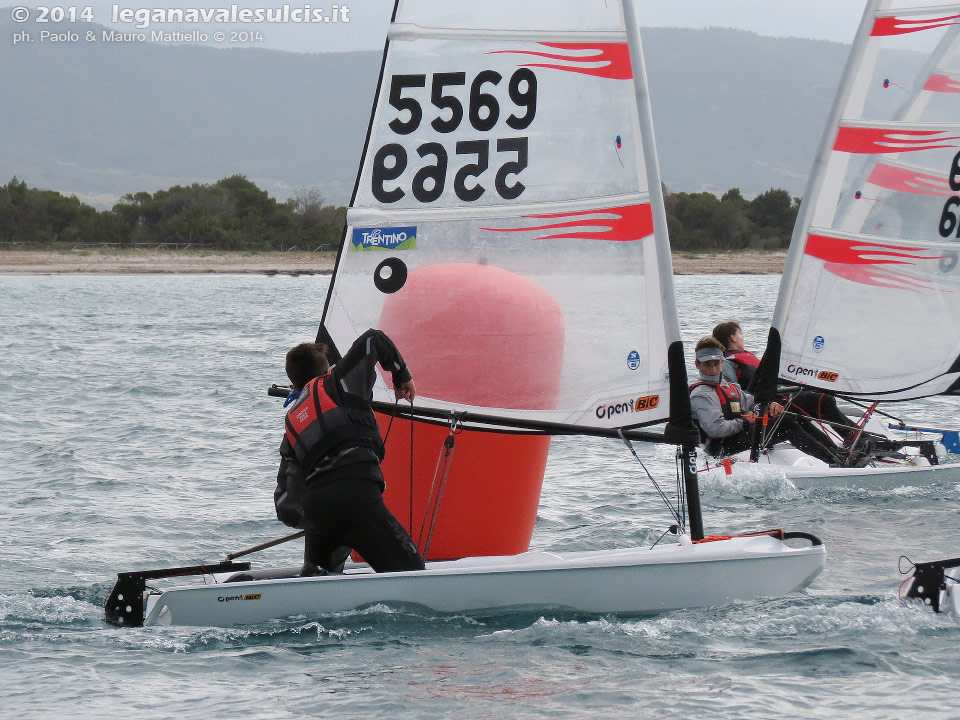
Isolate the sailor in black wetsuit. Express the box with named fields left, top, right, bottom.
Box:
left=274, top=329, right=425, bottom=576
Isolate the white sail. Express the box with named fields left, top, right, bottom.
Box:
left=772, top=0, right=960, bottom=400
left=319, top=0, right=683, bottom=430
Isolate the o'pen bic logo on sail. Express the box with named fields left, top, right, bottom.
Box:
left=595, top=395, right=660, bottom=420
left=352, top=226, right=417, bottom=252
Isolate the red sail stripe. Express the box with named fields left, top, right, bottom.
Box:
left=925, top=73, right=960, bottom=93
left=819, top=261, right=938, bottom=291
left=806, top=234, right=939, bottom=266
left=489, top=42, right=633, bottom=80
left=805, top=234, right=943, bottom=291
left=834, top=127, right=960, bottom=154
left=481, top=203, right=653, bottom=242
left=872, top=14, right=960, bottom=36
left=866, top=163, right=953, bottom=197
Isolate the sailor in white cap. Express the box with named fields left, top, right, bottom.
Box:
left=689, top=337, right=842, bottom=465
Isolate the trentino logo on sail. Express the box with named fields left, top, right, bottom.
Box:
left=351, top=226, right=417, bottom=252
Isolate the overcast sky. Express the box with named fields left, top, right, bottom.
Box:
left=17, top=1, right=869, bottom=52
left=322, top=1, right=870, bottom=49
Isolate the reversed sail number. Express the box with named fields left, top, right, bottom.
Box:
left=373, top=138, right=527, bottom=203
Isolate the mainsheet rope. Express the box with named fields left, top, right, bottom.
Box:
left=381, top=398, right=416, bottom=535
left=417, top=413, right=463, bottom=558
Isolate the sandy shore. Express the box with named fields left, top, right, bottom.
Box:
left=0, top=250, right=337, bottom=275
left=0, top=249, right=786, bottom=275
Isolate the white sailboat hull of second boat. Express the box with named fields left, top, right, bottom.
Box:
left=700, top=444, right=960, bottom=491
left=141, top=535, right=825, bottom=627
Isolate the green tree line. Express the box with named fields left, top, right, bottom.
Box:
left=0, top=176, right=799, bottom=252
left=666, top=187, right=799, bottom=251
left=0, top=175, right=346, bottom=251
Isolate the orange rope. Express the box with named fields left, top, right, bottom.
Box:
left=694, top=529, right=785, bottom=544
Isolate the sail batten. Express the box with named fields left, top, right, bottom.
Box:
left=319, top=0, right=685, bottom=431
left=770, top=0, right=960, bottom=401
left=348, top=193, right=653, bottom=224
left=875, top=5, right=960, bottom=21
left=807, top=225, right=960, bottom=250
left=389, top=26, right=627, bottom=43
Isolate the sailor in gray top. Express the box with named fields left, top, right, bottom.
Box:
left=689, top=337, right=775, bottom=455
left=689, top=336, right=840, bottom=464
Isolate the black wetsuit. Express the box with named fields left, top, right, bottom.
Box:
left=275, top=329, right=425, bottom=573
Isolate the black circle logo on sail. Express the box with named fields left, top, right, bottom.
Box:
left=374, top=258, right=407, bottom=294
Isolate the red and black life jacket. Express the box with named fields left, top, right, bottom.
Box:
left=689, top=380, right=745, bottom=421
left=724, top=350, right=760, bottom=385
left=689, top=380, right=751, bottom=454
left=284, top=374, right=385, bottom=477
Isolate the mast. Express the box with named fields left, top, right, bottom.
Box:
left=757, top=0, right=885, bottom=407
left=771, top=0, right=885, bottom=333
left=622, top=0, right=702, bottom=539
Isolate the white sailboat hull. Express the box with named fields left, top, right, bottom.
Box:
left=700, top=443, right=960, bottom=491
left=141, top=535, right=825, bottom=627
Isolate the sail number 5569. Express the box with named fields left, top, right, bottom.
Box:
left=371, top=69, right=538, bottom=204
left=386, top=70, right=537, bottom=136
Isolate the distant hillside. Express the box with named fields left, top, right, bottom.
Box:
left=644, top=28, right=849, bottom=196
left=2, top=17, right=859, bottom=208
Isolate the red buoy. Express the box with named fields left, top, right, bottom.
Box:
left=376, top=263, right=565, bottom=560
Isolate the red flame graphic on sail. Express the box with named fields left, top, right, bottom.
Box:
left=489, top=43, right=633, bottom=80
left=834, top=127, right=960, bottom=154
left=866, top=163, right=953, bottom=197
left=872, top=14, right=960, bottom=36
left=925, top=73, right=960, bottom=93
left=481, top=203, right=653, bottom=242
left=805, top=234, right=943, bottom=291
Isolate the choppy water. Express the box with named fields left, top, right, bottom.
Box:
left=2, top=273, right=958, bottom=719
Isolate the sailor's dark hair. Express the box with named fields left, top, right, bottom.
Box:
left=712, top=320, right=742, bottom=350
left=285, top=342, right=330, bottom=389
left=695, top=335, right=726, bottom=353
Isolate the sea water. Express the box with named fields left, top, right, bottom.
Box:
left=1, top=273, right=958, bottom=719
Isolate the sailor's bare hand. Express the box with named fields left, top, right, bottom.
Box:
left=742, top=412, right=756, bottom=424
left=768, top=402, right=785, bottom=418
left=395, top=379, right=416, bottom=402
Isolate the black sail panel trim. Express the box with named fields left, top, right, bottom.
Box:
left=946, top=354, right=960, bottom=395
left=663, top=340, right=699, bottom=446
left=754, top=327, right=782, bottom=406
left=317, top=0, right=400, bottom=347
left=316, top=325, right=342, bottom=366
